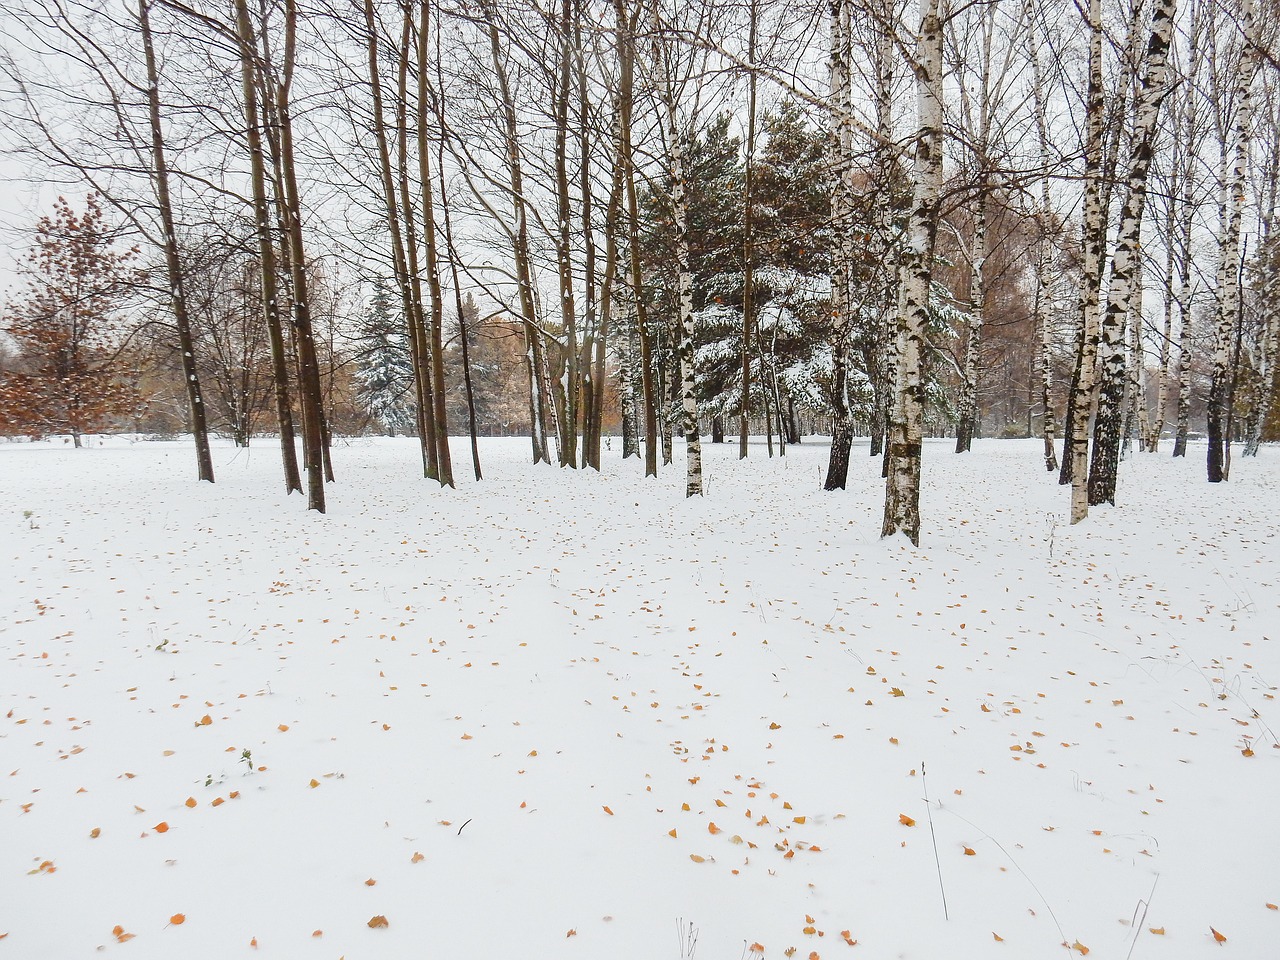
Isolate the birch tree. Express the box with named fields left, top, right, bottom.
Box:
left=1206, top=0, right=1258, bottom=483
left=882, top=0, right=942, bottom=545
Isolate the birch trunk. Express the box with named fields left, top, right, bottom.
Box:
left=1066, top=0, right=1104, bottom=520
left=881, top=0, right=942, bottom=546
left=1207, top=0, right=1257, bottom=483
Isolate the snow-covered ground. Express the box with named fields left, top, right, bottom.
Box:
left=2, top=435, right=1277, bottom=959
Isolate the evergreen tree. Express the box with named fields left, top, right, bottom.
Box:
left=354, top=282, right=416, bottom=437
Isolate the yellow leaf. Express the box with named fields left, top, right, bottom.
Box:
left=367, top=915, right=389, bottom=929
left=309, top=779, right=320, bottom=788
left=1149, top=927, right=1165, bottom=935
left=899, top=813, right=916, bottom=827
left=891, top=688, right=905, bottom=697
left=992, top=932, right=1004, bottom=942
left=682, top=802, right=691, bottom=811
left=1073, top=941, right=1089, bottom=955
left=689, top=854, right=707, bottom=863
left=769, top=722, right=781, bottom=730
left=668, top=829, right=678, bottom=838
left=793, top=816, right=806, bottom=824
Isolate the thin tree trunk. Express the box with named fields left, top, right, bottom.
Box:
left=739, top=0, right=757, bottom=461
left=416, top=0, right=453, bottom=487
left=483, top=2, right=550, bottom=464
left=139, top=0, right=213, bottom=484
left=233, top=0, right=300, bottom=496
left=1207, top=0, right=1256, bottom=483
left=824, top=0, right=854, bottom=489
left=274, top=0, right=326, bottom=512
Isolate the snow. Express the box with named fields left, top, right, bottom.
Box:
left=2, top=436, right=1277, bottom=959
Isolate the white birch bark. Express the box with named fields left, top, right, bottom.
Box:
left=1207, top=0, right=1257, bottom=482
left=882, top=0, right=942, bottom=545
left=1086, top=0, right=1177, bottom=507
left=1068, top=0, right=1105, bottom=523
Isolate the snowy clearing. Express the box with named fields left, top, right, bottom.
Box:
left=2, top=436, right=1278, bottom=959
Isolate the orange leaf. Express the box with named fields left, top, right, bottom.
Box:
left=603, top=805, right=614, bottom=815
left=1211, top=927, right=1227, bottom=943
left=211, top=797, right=225, bottom=807
left=769, top=722, right=781, bottom=730
left=899, top=813, right=916, bottom=827
left=963, top=847, right=976, bottom=856
left=668, top=829, right=678, bottom=838
left=793, top=816, right=806, bottom=824
left=992, top=932, right=1004, bottom=942
left=309, top=779, right=320, bottom=788
left=709, top=822, right=722, bottom=834
left=184, top=797, right=197, bottom=808
left=749, top=944, right=765, bottom=954
left=411, top=852, right=425, bottom=863
left=365, top=878, right=377, bottom=886
left=367, top=915, right=389, bottom=929
left=154, top=821, right=169, bottom=833
left=169, top=914, right=186, bottom=925
left=566, top=929, right=577, bottom=938
left=278, top=724, right=289, bottom=732
left=249, top=936, right=258, bottom=947
left=1073, top=941, right=1089, bottom=955
left=1267, top=903, right=1279, bottom=911
left=689, top=854, right=707, bottom=863
left=1149, top=927, right=1165, bottom=935
left=312, top=930, right=323, bottom=937
left=809, top=952, right=821, bottom=960
left=89, top=827, right=101, bottom=838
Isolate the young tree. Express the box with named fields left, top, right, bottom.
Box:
left=354, top=282, right=416, bottom=436
left=0, top=195, right=142, bottom=446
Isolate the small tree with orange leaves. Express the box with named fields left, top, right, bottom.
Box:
left=0, top=195, right=142, bottom=446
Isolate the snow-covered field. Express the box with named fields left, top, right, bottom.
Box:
left=2, top=435, right=1277, bottom=959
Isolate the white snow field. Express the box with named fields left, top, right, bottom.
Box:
left=1, top=436, right=1277, bottom=960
